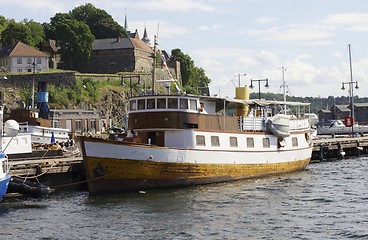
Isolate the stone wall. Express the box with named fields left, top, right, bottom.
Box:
left=1, top=72, right=77, bottom=89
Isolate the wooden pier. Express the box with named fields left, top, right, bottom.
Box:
left=311, top=136, right=368, bottom=162
left=8, top=155, right=85, bottom=191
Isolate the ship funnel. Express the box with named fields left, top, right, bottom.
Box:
left=36, top=81, right=50, bottom=119
left=235, top=87, right=250, bottom=117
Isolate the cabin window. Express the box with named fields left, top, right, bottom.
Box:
left=180, top=98, right=188, bottom=109
left=196, top=135, right=206, bottom=146
left=138, top=99, right=145, bottom=110
left=246, top=137, right=254, bottom=148
left=190, top=99, right=198, bottom=110
left=157, top=98, right=166, bottom=109
left=130, top=100, right=137, bottom=111
left=262, top=138, right=270, bottom=148
left=211, top=136, right=220, bottom=147
left=147, top=99, right=156, bottom=109
left=168, top=98, right=178, bottom=109
left=292, top=137, right=298, bottom=147
left=229, top=137, right=238, bottom=147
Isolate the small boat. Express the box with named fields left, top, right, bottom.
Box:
left=1, top=107, right=23, bottom=201
left=18, top=122, right=70, bottom=144
left=80, top=86, right=313, bottom=194
left=0, top=152, right=10, bottom=201
left=316, top=120, right=368, bottom=135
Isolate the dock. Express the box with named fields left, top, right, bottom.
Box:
left=312, top=136, right=368, bottom=161
left=8, top=155, right=85, bottom=191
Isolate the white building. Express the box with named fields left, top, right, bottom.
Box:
left=0, top=41, right=49, bottom=73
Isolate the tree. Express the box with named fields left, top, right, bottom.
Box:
left=0, top=15, right=8, bottom=35
left=53, top=18, right=94, bottom=69
left=170, top=48, right=211, bottom=95
left=0, top=20, right=33, bottom=45
left=22, top=19, right=45, bottom=48
left=69, top=3, right=127, bottom=39
left=44, top=13, right=72, bottom=40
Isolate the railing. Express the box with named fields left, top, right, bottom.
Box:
left=242, top=117, right=266, bottom=131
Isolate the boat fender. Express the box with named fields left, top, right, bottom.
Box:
left=305, top=133, right=310, bottom=142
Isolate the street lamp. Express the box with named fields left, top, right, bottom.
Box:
left=250, top=78, right=269, bottom=100
left=341, top=80, right=358, bottom=135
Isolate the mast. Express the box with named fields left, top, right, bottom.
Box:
left=152, top=35, right=157, bottom=93
left=348, top=44, right=355, bottom=134
left=279, top=66, right=288, bottom=113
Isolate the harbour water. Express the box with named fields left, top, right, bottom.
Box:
left=1, top=157, right=368, bottom=240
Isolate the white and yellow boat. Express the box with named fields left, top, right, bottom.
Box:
left=80, top=87, right=312, bottom=194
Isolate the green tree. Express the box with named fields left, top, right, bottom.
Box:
left=53, top=18, right=94, bottom=69
left=44, top=13, right=72, bottom=40
left=69, top=3, right=127, bottom=39
left=0, top=16, right=8, bottom=35
left=0, top=20, right=33, bottom=45
left=22, top=19, right=45, bottom=48
left=170, top=48, right=211, bottom=95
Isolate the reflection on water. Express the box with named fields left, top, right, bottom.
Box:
left=1, top=157, right=368, bottom=239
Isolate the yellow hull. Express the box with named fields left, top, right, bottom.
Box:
left=84, top=156, right=310, bottom=194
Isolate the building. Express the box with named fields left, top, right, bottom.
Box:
left=76, top=32, right=153, bottom=74
left=50, top=109, right=106, bottom=134
left=40, top=39, right=61, bottom=69
left=318, top=103, right=368, bottom=125
left=0, top=41, right=49, bottom=73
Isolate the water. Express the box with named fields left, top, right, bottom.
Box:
left=1, top=157, right=368, bottom=240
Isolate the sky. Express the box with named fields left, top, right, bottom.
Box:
left=1, top=0, right=368, bottom=98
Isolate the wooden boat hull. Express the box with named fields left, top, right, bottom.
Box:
left=81, top=137, right=311, bottom=194
left=84, top=157, right=310, bottom=194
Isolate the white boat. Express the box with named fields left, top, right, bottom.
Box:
left=80, top=86, right=313, bottom=194
left=0, top=151, right=10, bottom=201
left=1, top=107, right=25, bottom=201
left=18, top=123, right=70, bottom=144
left=316, top=120, right=368, bottom=135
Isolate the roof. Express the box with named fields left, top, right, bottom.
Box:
left=93, top=37, right=152, bottom=53
left=353, top=103, right=368, bottom=108
left=0, top=41, right=48, bottom=58
left=93, top=38, right=133, bottom=50
left=333, top=105, right=350, bottom=112
left=130, top=38, right=152, bottom=52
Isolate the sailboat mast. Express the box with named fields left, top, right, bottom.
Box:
left=348, top=44, right=355, bottom=127
left=151, top=35, right=157, bottom=94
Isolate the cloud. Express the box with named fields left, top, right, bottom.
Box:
left=134, top=0, right=216, bottom=12
left=254, top=17, right=279, bottom=24
left=244, top=24, right=336, bottom=45
left=322, top=12, right=368, bottom=32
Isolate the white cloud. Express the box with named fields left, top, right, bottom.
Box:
left=134, top=0, right=216, bottom=12
left=322, top=12, right=368, bottom=32
left=254, top=17, right=279, bottom=24
left=244, top=24, right=336, bottom=45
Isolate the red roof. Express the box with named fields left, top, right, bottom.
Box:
left=0, top=41, right=48, bottom=57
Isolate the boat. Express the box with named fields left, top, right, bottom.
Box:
left=316, top=119, right=368, bottom=135
left=18, top=122, right=70, bottom=144
left=1, top=107, right=23, bottom=201
left=0, top=152, right=10, bottom=201
left=80, top=85, right=313, bottom=194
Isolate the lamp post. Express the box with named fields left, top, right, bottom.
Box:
left=341, top=81, right=358, bottom=135
left=250, top=78, right=269, bottom=100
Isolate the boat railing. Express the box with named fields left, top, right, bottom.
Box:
left=289, top=118, right=310, bottom=130
left=242, top=117, right=266, bottom=131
